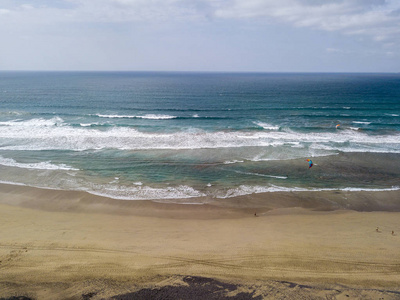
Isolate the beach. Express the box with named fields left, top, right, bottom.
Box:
left=1, top=183, right=400, bottom=299
left=0, top=72, right=399, bottom=299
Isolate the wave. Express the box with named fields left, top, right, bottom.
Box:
left=0, top=111, right=29, bottom=117
left=94, top=113, right=228, bottom=120
left=137, top=114, right=177, bottom=120
left=224, top=160, right=245, bottom=164
left=253, top=121, right=280, bottom=130
left=0, top=178, right=398, bottom=201
left=79, top=122, right=105, bottom=127
left=96, top=114, right=137, bottom=119
left=96, top=114, right=178, bottom=120
left=87, top=184, right=206, bottom=200
left=0, top=180, right=27, bottom=186
left=0, top=117, right=399, bottom=153
left=0, top=155, right=78, bottom=171
left=0, top=116, right=64, bottom=127
left=352, top=121, right=372, bottom=125
left=219, top=185, right=400, bottom=198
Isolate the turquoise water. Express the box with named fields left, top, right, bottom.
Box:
left=0, top=72, right=399, bottom=201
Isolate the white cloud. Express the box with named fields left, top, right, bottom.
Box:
left=0, top=8, right=11, bottom=15
left=56, top=0, right=204, bottom=22
left=2, top=0, right=400, bottom=38
left=1, top=0, right=399, bottom=71
left=212, top=0, right=400, bottom=43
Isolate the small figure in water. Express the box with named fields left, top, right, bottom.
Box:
left=306, top=159, right=313, bottom=168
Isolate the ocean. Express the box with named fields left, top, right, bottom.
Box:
left=0, top=72, right=399, bottom=202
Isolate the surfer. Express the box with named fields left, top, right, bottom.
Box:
left=306, top=159, right=313, bottom=169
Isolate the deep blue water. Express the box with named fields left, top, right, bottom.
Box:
left=0, top=72, right=399, bottom=201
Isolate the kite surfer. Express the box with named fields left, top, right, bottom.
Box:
left=306, top=159, right=313, bottom=169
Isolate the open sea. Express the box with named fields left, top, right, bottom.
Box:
left=0, top=72, right=399, bottom=202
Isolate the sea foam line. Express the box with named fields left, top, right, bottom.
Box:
left=0, top=156, right=78, bottom=171
left=352, top=121, right=371, bottom=125
left=96, top=114, right=177, bottom=120
left=0, top=179, right=398, bottom=201
left=219, top=185, right=400, bottom=198
left=253, top=121, right=280, bottom=130
left=233, top=170, right=287, bottom=179
left=87, top=184, right=207, bottom=200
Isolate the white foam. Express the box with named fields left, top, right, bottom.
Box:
left=224, top=160, right=244, bottom=164
left=254, top=121, right=280, bottom=130
left=88, top=184, right=206, bottom=200
left=218, top=185, right=400, bottom=198
left=0, top=180, right=27, bottom=186
left=0, top=155, right=78, bottom=171
left=136, top=114, right=177, bottom=120
left=352, top=121, right=371, bottom=125
left=340, top=186, right=400, bottom=192
left=96, top=114, right=136, bottom=119
left=96, top=113, right=177, bottom=120
left=0, top=117, right=399, bottom=153
left=0, top=177, right=398, bottom=201
left=234, top=170, right=287, bottom=179
left=0, top=116, right=64, bottom=127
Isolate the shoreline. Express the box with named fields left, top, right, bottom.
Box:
left=1, top=183, right=400, bottom=299
left=1, top=183, right=400, bottom=218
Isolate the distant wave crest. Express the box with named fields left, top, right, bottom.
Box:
left=253, top=121, right=280, bottom=130
left=96, top=113, right=177, bottom=120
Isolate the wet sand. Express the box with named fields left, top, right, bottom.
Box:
left=1, top=183, right=400, bottom=299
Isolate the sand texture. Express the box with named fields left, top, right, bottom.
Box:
left=0, top=184, right=400, bottom=299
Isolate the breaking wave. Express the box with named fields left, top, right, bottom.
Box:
left=0, top=155, right=78, bottom=171
left=0, top=117, right=399, bottom=153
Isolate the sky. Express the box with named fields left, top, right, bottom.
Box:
left=0, top=0, right=399, bottom=72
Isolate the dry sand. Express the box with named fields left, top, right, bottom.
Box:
left=0, top=183, right=400, bottom=299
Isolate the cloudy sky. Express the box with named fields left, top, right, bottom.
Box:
left=1, top=0, right=399, bottom=72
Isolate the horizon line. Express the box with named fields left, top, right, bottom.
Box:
left=0, top=70, right=399, bottom=74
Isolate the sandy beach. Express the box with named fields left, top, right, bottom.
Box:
left=1, top=183, right=400, bottom=299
